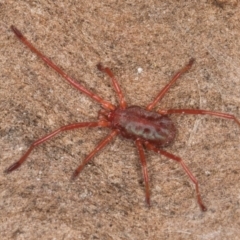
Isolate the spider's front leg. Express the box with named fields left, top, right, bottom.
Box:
left=11, top=26, right=115, bottom=111
left=146, top=58, right=195, bottom=111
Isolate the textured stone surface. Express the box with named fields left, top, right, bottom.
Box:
left=1, top=1, right=240, bottom=239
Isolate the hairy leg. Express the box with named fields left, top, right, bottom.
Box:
left=72, top=130, right=119, bottom=179
left=146, top=58, right=194, bottom=111
left=11, top=26, right=115, bottom=110
left=5, top=121, right=110, bottom=173
left=144, top=141, right=207, bottom=211
left=97, top=63, right=127, bottom=109
left=135, top=139, right=150, bottom=206
left=158, top=109, right=240, bottom=127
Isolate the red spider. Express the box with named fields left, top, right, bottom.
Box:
left=6, top=26, right=240, bottom=211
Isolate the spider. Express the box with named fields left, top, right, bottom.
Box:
left=5, top=26, right=240, bottom=212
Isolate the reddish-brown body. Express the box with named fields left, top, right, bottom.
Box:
left=109, top=106, right=176, bottom=146
left=6, top=26, right=240, bottom=212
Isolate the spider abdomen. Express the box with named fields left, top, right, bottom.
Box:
left=109, top=106, right=176, bottom=147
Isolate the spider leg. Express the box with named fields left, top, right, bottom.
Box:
left=97, top=63, right=127, bottom=109
left=146, top=58, right=194, bottom=111
left=72, top=129, right=119, bottom=179
left=144, top=141, right=207, bottom=212
left=159, top=109, right=240, bottom=127
left=11, top=26, right=115, bottom=111
left=135, top=139, right=150, bottom=206
left=5, top=121, right=111, bottom=173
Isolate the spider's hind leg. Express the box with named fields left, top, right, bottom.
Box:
left=144, top=141, right=207, bottom=212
